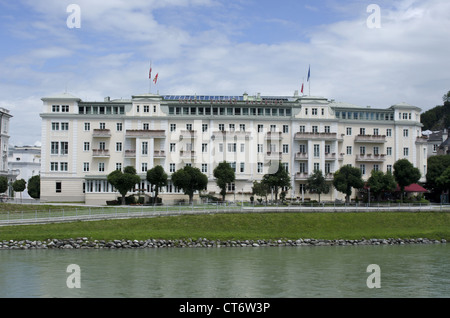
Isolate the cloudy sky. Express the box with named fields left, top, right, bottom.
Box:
left=1, top=0, right=449, bottom=146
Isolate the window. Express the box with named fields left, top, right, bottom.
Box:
left=270, top=125, right=276, bottom=132
left=154, top=105, right=157, bottom=113
left=283, top=144, right=289, bottom=154
left=314, top=144, right=320, bottom=157
left=387, top=147, right=392, bottom=156
left=116, top=123, right=122, bottom=131
left=186, top=123, right=193, bottom=131
left=144, top=105, right=149, bottom=113
left=83, top=162, right=90, bottom=172
left=314, top=163, right=320, bottom=172
left=282, top=162, right=289, bottom=173
left=299, top=144, right=306, bottom=153
left=170, top=143, right=176, bottom=152
left=373, top=128, right=379, bottom=136
left=360, top=128, right=366, bottom=135
left=99, top=123, right=106, bottom=130
left=116, top=142, right=122, bottom=152
left=387, top=165, right=393, bottom=173
left=60, top=162, right=68, bottom=171
left=202, top=143, right=208, bottom=153
left=84, top=123, right=90, bottom=131
left=84, top=142, right=90, bottom=151
left=299, top=162, right=307, bottom=173
left=403, top=147, right=409, bottom=156
left=170, top=124, right=176, bottom=132
left=360, top=164, right=366, bottom=175
left=227, top=183, right=235, bottom=192
left=322, top=108, right=325, bottom=115
left=56, top=182, right=62, bottom=193
left=346, top=127, right=352, bottom=136
left=202, top=164, right=208, bottom=173
left=373, top=164, right=379, bottom=172
left=61, top=123, right=69, bottom=131
left=219, top=124, right=225, bottom=131
left=51, top=142, right=59, bottom=155
left=142, top=163, right=148, bottom=172
left=142, top=142, right=148, bottom=155
left=386, top=129, right=392, bottom=137
left=312, top=126, right=318, bottom=133
left=99, top=142, right=106, bottom=151
left=170, top=163, right=176, bottom=173
left=283, top=125, right=289, bottom=133
left=312, top=108, right=318, bottom=115
left=257, top=144, right=263, bottom=153
left=116, top=163, right=122, bottom=171
left=257, top=162, right=263, bottom=173
left=52, top=122, right=59, bottom=131
left=60, top=142, right=68, bottom=155
left=403, top=129, right=409, bottom=137
left=202, top=124, right=208, bottom=132
left=325, top=163, right=331, bottom=174
left=98, top=163, right=105, bottom=172
left=143, top=123, right=149, bottom=130
left=299, top=125, right=305, bottom=133
left=240, top=143, right=245, bottom=153
left=219, top=143, right=223, bottom=152
left=325, top=144, right=331, bottom=154
left=230, top=162, right=236, bottom=172
left=52, top=105, right=60, bottom=112
left=324, top=126, right=330, bottom=133
left=360, top=146, right=366, bottom=155
left=227, top=143, right=237, bottom=152
left=229, top=124, right=235, bottom=132
left=61, top=105, right=69, bottom=112
left=373, top=147, right=379, bottom=155
left=50, top=162, right=58, bottom=171
left=240, top=162, right=245, bottom=173
left=257, top=124, right=264, bottom=133
left=240, top=124, right=246, bottom=132
left=346, top=146, right=352, bottom=155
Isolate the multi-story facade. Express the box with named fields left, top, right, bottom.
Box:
left=0, top=107, right=19, bottom=195
left=40, top=92, right=427, bottom=205
left=8, top=146, right=41, bottom=199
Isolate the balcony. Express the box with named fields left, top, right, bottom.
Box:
left=154, top=150, right=166, bottom=158
left=265, top=152, right=283, bottom=160
left=416, top=136, right=428, bottom=144
left=124, top=150, right=136, bottom=158
left=355, top=153, right=386, bottom=162
left=295, top=172, right=309, bottom=180
left=354, top=135, right=387, bottom=143
left=180, top=150, right=196, bottom=159
left=212, top=130, right=251, bottom=140
left=126, top=130, right=166, bottom=138
left=92, top=129, right=111, bottom=138
left=295, top=152, right=308, bottom=160
left=265, top=132, right=283, bottom=141
left=294, top=132, right=340, bottom=141
left=92, top=149, right=110, bottom=157
left=324, top=153, right=344, bottom=161
left=179, top=130, right=197, bottom=140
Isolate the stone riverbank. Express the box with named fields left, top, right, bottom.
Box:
left=0, top=237, right=447, bottom=249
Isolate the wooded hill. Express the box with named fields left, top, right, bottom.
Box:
left=421, top=91, right=450, bottom=131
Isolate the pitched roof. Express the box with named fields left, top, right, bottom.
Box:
left=395, top=184, right=428, bottom=192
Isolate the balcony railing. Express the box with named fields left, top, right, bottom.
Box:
left=295, top=152, right=308, bottom=160
left=295, top=172, right=309, bottom=180
left=265, top=152, right=283, bottom=160
left=294, top=132, right=340, bottom=141
left=355, top=154, right=386, bottom=162
left=125, top=130, right=166, bottom=138
left=92, top=149, right=110, bottom=157
left=124, top=150, right=136, bottom=158
left=92, top=129, right=111, bottom=138
left=354, top=135, right=387, bottom=143
left=179, top=130, right=197, bottom=139
left=324, top=153, right=344, bottom=160
left=154, top=150, right=166, bottom=158
left=180, top=150, right=196, bottom=158
left=265, top=132, right=283, bottom=140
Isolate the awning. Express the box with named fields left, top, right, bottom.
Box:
left=395, top=184, right=428, bottom=193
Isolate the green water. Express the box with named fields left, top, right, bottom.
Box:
left=1, top=244, right=449, bottom=298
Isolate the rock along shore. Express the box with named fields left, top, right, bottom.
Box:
left=0, top=237, right=447, bottom=250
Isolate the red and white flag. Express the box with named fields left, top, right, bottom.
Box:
left=149, top=66, right=152, bottom=79
left=153, top=73, right=159, bottom=84
left=301, top=82, right=304, bottom=94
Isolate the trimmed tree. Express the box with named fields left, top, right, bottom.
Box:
left=306, top=170, right=330, bottom=203
left=393, top=159, right=421, bottom=202
left=261, top=163, right=291, bottom=203
left=0, top=176, right=8, bottom=194
left=146, top=165, right=168, bottom=205
left=27, top=175, right=40, bottom=199
left=12, top=179, right=27, bottom=201
left=107, top=166, right=141, bottom=205
left=213, top=161, right=235, bottom=202
left=367, top=170, right=396, bottom=201
left=252, top=180, right=270, bottom=204
left=171, top=165, right=208, bottom=204
left=333, top=165, right=364, bottom=203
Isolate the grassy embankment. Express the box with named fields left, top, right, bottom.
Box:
left=0, top=204, right=449, bottom=241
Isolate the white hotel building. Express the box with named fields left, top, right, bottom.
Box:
left=40, top=92, right=427, bottom=205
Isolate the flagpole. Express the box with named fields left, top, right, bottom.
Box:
left=149, top=61, right=152, bottom=94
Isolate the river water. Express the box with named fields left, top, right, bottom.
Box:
left=0, top=244, right=449, bottom=298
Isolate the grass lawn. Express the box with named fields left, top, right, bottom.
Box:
left=0, top=211, right=449, bottom=242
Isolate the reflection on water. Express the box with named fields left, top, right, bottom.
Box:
left=0, top=244, right=449, bottom=298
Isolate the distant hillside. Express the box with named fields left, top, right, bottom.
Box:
left=421, top=91, right=450, bottom=131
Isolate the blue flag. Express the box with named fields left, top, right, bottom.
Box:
left=307, top=65, right=310, bottom=82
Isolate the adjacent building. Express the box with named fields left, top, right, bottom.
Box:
left=0, top=107, right=19, bottom=195
left=8, top=146, right=41, bottom=199
left=40, top=92, right=427, bottom=205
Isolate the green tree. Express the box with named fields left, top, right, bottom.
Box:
left=27, top=175, right=40, bottom=199
left=306, top=170, right=330, bottom=203
left=107, top=166, right=141, bottom=205
left=393, top=159, right=421, bottom=202
left=252, top=180, right=270, bottom=204
left=262, top=163, right=291, bottom=203
left=333, top=166, right=364, bottom=203
left=12, top=179, right=27, bottom=201
left=426, top=155, right=450, bottom=198
left=0, top=176, right=8, bottom=194
left=146, top=165, right=168, bottom=204
left=171, top=165, right=208, bottom=204
left=367, top=170, right=396, bottom=201
left=213, top=161, right=235, bottom=202
left=436, top=166, right=450, bottom=195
